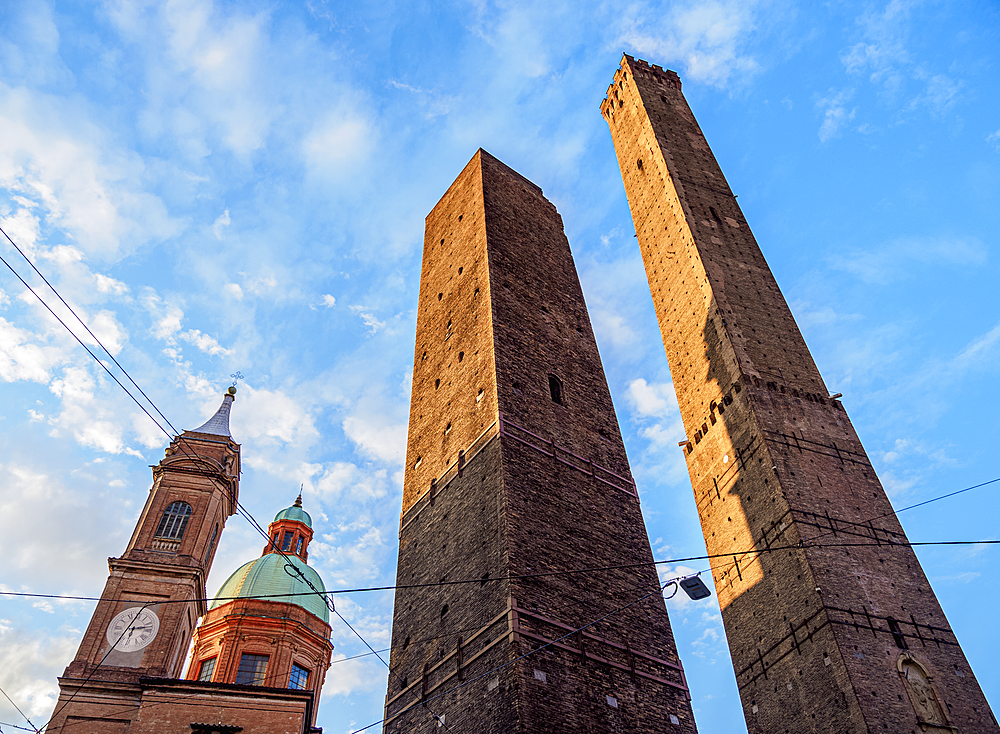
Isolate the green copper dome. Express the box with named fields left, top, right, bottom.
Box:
left=211, top=553, right=329, bottom=623
left=274, top=503, right=312, bottom=528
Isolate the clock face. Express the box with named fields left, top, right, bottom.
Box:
left=106, top=607, right=160, bottom=653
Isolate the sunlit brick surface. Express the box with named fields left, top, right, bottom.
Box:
left=603, top=53, right=997, bottom=734
left=385, top=149, right=697, bottom=733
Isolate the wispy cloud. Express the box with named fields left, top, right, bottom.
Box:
left=828, top=235, right=987, bottom=284
left=816, top=88, right=856, bottom=142
left=614, top=0, right=762, bottom=88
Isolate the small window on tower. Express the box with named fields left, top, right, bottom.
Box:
left=204, top=524, right=219, bottom=564
left=888, top=617, right=908, bottom=650
left=197, top=657, right=217, bottom=682
left=235, top=653, right=269, bottom=685
left=289, top=663, right=310, bottom=690
left=548, top=375, right=563, bottom=405
left=637, top=158, right=644, bottom=170
left=296, top=536, right=304, bottom=555
left=281, top=531, right=294, bottom=552
left=154, top=501, right=193, bottom=540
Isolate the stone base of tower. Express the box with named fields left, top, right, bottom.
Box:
left=47, top=676, right=319, bottom=733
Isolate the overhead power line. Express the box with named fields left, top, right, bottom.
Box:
left=2, top=537, right=997, bottom=608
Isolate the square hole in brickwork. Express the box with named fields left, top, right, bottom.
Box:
left=488, top=677, right=499, bottom=691
left=606, top=695, right=618, bottom=708
left=533, top=669, right=547, bottom=683
left=670, top=715, right=680, bottom=725
left=751, top=705, right=758, bottom=714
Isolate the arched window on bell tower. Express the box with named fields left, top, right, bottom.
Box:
left=155, top=501, right=193, bottom=541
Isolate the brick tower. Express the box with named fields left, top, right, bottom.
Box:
left=48, top=389, right=242, bottom=731
left=602, top=54, right=997, bottom=733
left=383, top=149, right=696, bottom=733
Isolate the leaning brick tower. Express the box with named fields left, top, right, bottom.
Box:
left=602, top=54, right=997, bottom=733
left=383, top=149, right=697, bottom=733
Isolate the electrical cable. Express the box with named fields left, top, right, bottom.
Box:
left=348, top=571, right=687, bottom=734
left=334, top=609, right=455, bottom=732
left=1, top=538, right=997, bottom=608
left=3, top=226, right=998, bottom=731
left=0, top=686, right=38, bottom=734
left=0, top=225, right=184, bottom=441
left=0, top=721, right=38, bottom=732
left=41, top=603, right=154, bottom=733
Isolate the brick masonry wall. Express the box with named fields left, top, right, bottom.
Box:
left=48, top=427, right=242, bottom=732
left=603, top=53, right=998, bottom=734
left=385, top=149, right=697, bottom=733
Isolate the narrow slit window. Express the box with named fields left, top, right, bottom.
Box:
left=296, top=536, right=304, bottom=555
left=888, top=617, right=908, bottom=649
left=204, top=524, right=218, bottom=563
left=548, top=375, right=563, bottom=405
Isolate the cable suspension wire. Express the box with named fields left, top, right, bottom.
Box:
left=39, top=603, right=154, bottom=733
left=1, top=538, right=997, bottom=608
left=347, top=571, right=686, bottom=734
left=3, top=224, right=998, bottom=731
left=0, top=685, right=39, bottom=734
left=0, top=225, right=185, bottom=438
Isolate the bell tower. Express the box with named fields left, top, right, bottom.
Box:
left=48, top=389, right=241, bottom=732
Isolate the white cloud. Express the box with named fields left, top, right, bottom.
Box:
left=342, top=410, right=406, bottom=465
left=841, top=0, right=962, bottom=117
left=302, top=114, right=376, bottom=181
left=234, top=386, right=318, bottom=447
left=829, top=235, right=987, bottom=284
left=908, top=72, right=960, bottom=115
left=615, top=0, right=762, bottom=88
left=349, top=305, right=385, bottom=335
left=627, top=378, right=678, bottom=418
left=143, top=291, right=185, bottom=340
left=816, top=89, right=856, bottom=142
left=241, top=274, right=278, bottom=296
left=321, top=294, right=336, bottom=308
left=0, top=316, right=60, bottom=383
left=0, top=84, right=179, bottom=260
left=309, top=461, right=389, bottom=501
left=0, top=621, right=76, bottom=722
left=321, top=652, right=385, bottom=698
left=212, top=208, right=231, bottom=239
left=179, top=328, right=231, bottom=356
left=224, top=282, right=243, bottom=300
left=386, top=80, right=457, bottom=119
left=93, top=273, right=128, bottom=295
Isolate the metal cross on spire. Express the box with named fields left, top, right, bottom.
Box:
left=230, top=371, right=244, bottom=388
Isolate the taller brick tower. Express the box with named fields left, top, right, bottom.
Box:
left=383, top=149, right=697, bottom=733
left=602, top=54, right=997, bottom=733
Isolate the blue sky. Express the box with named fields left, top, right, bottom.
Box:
left=0, top=1, right=998, bottom=732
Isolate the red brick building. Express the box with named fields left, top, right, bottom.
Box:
left=47, top=390, right=332, bottom=734
left=383, top=150, right=697, bottom=733
left=602, top=53, right=998, bottom=734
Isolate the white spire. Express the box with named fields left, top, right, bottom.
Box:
left=192, top=387, right=236, bottom=437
